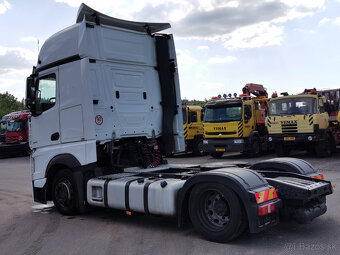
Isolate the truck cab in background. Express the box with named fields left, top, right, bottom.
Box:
left=266, top=89, right=337, bottom=157
left=182, top=105, right=204, bottom=155
left=203, top=84, right=270, bottom=158
left=5, top=110, right=30, bottom=144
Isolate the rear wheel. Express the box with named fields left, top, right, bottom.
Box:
left=189, top=183, right=244, bottom=242
left=210, top=152, right=223, bottom=158
left=52, top=169, right=78, bottom=215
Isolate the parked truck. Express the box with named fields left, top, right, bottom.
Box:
left=266, top=88, right=339, bottom=157
left=25, top=4, right=332, bottom=243
left=0, top=110, right=30, bottom=157
left=203, top=84, right=270, bottom=158
left=182, top=105, right=204, bottom=155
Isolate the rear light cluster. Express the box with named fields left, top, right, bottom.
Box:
left=255, top=188, right=278, bottom=216
left=313, top=174, right=324, bottom=180
left=258, top=202, right=276, bottom=216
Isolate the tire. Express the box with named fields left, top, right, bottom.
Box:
left=193, top=139, right=204, bottom=156
left=210, top=152, right=223, bottom=158
left=275, top=143, right=290, bottom=157
left=315, top=134, right=333, bottom=157
left=189, top=183, right=243, bottom=242
left=246, top=137, right=261, bottom=157
left=52, top=169, right=78, bottom=215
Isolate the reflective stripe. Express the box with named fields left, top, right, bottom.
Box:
left=255, top=188, right=277, bottom=204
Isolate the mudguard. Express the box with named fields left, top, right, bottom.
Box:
left=250, top=157, right=317, bottom=177
left=177, top=167, right=281, bottom=233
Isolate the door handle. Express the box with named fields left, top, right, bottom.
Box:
left=51, top=132, right=60, bottom=141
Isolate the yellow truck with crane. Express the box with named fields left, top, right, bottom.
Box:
left=182, top=105, right=204, bottom=155
left=266, top=88, right=339, bottom=157
left=203, top=84, right=270, bottom=158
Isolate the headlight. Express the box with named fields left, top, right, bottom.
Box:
left=203, top=140, right=208, bottom=144
left=268, top=137, right=273, bottom=142
left=307, top=136, right=313, bottom=141
left=234, top=139, right=244, bottom=144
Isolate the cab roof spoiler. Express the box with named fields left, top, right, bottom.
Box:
left=76, top=3, right=171, bottom=34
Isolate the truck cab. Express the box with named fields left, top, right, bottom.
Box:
left=203, top=92, right=268, bottom=158
left=5, top=111, right=30, bottom=144
left=182, top=105, right=204, bottom=155
left=266, top=91, right=332, bottom=156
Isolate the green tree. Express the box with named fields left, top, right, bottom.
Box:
left=0, top=92, right=24, bottom=119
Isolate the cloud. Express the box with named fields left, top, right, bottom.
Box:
left=0, top=0, right=10, bottom=14
left=197, top=45, right=209, bottom=50
left=319, top=17, right=330, bottom=26
left=223, top=22, right=283, bottom=49
left=199, top=82, right=224, bottom=89
left=208, top=56, right=237, bottom=63
left=0, top=46, right=36, bottom=74
left=20, top=36, right=38, bottom=42
left=176, top=49, right=198, bottom=68
left=55, top=0, right=325, bottom=50
left=334, top=17, right=340, bottom=26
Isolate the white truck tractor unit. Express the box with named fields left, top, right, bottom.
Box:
left=25, top=4, right=332, bottom=242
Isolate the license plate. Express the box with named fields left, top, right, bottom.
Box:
left=216, top=148, right=226, bottom=152
left=284, top=137, right=295, bottom=141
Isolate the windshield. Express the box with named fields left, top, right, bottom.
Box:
left=6, top=120, right=23, bottom=132
left=204, top=105, right=242, bottom=123
left=182, top=108, right=187, bottom=124
left=269, top=97, right=317, bottom=116
left=0, top=121, right=7, bottom=133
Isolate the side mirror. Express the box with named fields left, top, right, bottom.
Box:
left=26, top=76, right=35, bottom=110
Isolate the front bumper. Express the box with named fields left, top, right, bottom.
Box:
left=268, top=133, right=324, bottom=144
left=203, top=138, right=247, bottom=153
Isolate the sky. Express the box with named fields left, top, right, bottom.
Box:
left=0, top=0, right=340, bottom=101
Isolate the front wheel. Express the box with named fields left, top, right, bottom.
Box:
left=52, top=169, right=78, bottom=215
left=193, top=139, right=204, bottom=156
left=189, top=183, right=244, bottom=242
left=275, top=143, right=290, bottom=157
left=315, top=134, right=333, bottom=157
left=246, top=137, right=261, bottom=157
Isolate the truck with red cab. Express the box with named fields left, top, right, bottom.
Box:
left=0, top=110, right=30, bottom=157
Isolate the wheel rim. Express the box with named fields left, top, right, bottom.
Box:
left=54, top=178, right=73, bottom=208
left=199, top=190, right=230, bottom=229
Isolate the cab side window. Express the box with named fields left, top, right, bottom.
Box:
left=190, top=111, right=197, bottom=123
left=36, top=74, right=56, bottom=114
left=244, top=104, right=252, bottom=123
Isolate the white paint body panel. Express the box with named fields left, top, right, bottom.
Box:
left=30, top=17, right=184, bottom=187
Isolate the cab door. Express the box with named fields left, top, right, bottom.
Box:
left=187, top=109, right=200, bottom=140
left=243, top=102, right=255, bottom=137
left=29, top=68, right=60, bottom=149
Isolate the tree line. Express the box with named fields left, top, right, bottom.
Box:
left=0, top=92, right=24, bottom=119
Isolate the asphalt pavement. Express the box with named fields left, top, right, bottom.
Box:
left=0, top=151, right=339, bottom=255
